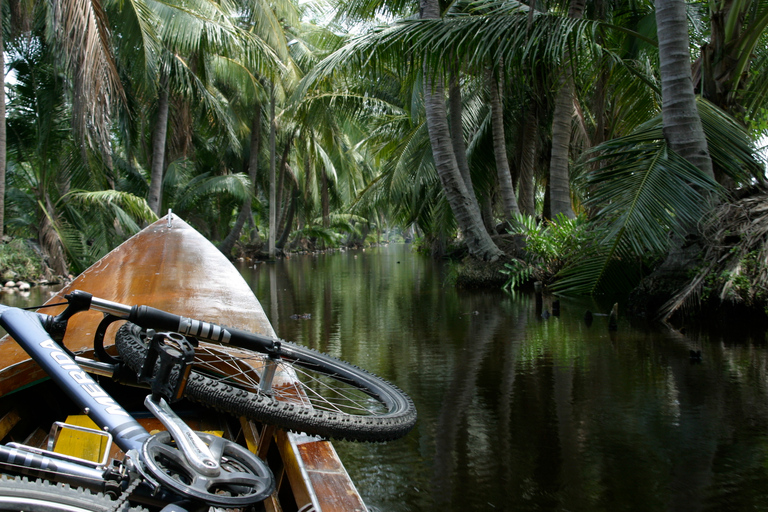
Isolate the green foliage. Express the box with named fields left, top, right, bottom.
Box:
left=0, top=239, right=46, bottom=282
left=554, top=99, right=760, bottom=297
left=501, top=213, right=587, bottom=291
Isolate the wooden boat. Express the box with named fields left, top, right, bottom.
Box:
left=0, top=214, right=367, bottom=512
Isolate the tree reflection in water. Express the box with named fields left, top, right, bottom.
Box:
left=241, top=245, right=768, bottom=512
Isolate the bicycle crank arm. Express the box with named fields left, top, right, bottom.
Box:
left=143, top=396, right=220, bottom=476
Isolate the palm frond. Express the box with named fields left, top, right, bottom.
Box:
left=174, top=173, right=251, bottom=210
left=65, top=190, right=158, bottom=223
left=554, top=135, right=720, bottom=296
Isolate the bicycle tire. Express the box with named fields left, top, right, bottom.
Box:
left=115, top=323, right=417, bottom=442
left=0, top=476, right=146, bottom=512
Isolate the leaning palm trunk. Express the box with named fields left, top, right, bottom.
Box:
left=449, top=67, right=474, bottom=195
left=276, top=191, right=297, bottom=250
left=420, top=0, right=503, bottom=261
left=220, top=107, right=261, bottom=256
left=548, top=0, right=585, bottom=219
left=148, top=76, right=170, bottom=215
left=39, top=196, right=68, bottom=276
left=655, top=0, right=714, bottom=179
left=488, top=67, right=520, bottom=222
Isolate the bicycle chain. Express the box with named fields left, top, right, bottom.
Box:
left=109, top=474, right=142, bottom=512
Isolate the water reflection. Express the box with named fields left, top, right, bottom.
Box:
left=240, top=245, right=768, bottom=512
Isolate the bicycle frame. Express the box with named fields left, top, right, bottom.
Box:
left=0, top=304, right=272, bottom=507
left=1, top=307, right=150, bottom=453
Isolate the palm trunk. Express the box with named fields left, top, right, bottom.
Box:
left=219, top=109, right=261, bottom=256
left=549, top=74, right=576, bottom=219
left=481, top=193, right=497, bottom=235
left=488, top=67, right=520, bottom=222
left=321, top=168, right=329, bottom=229
left=548, top=0, right=586, bottom=220
left=656, top=0, right=714, bottom=179
left=275, top=137, right=293, bottom=233
left=276, top=188, right=297, bottom=250
left=518, top=105, right=537, bottom=216
left=449, top=67, right=474, bottom=195
left=148, top=75, right=170, bottom=216
left=420, top=0, right=503, bottom=262
left=268, top=86, right=277, bottom=259
left=0, top=20, right=5, bottom=238
left=40, top=195, right=68, bottom=276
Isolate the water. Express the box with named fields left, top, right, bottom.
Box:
left=239, top=244, right=768, bottom=512
left=6, top=245, right=768, bottom=510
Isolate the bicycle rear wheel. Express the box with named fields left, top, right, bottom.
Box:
left=115, top=323, right=416, bottom=442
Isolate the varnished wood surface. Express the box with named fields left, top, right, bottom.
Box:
left=0, top=214, right=368, bottom=512
left=0, top=215, right=274, bottom=394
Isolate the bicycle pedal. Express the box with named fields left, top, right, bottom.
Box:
left=138, top=331, right=195, bottom=403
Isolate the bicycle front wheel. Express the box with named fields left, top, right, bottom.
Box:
left=0, top=476, right=146, bottom=512
left=115, top=323, right=417, bottom=442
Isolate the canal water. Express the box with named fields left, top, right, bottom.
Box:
left=238, top=244, right=768, bottom=512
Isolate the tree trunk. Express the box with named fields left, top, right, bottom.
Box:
left=275, top=137, right=293, bottom=234
left=268, top=86, right=277, bottom=259
left=488, top=67, right=520, bottom=222
left=481, top=193, right=497, bottom=235
left=148, top=74, right=170, bottom=216
left=40, top=195, right=68, bottom=276
left=276, top=188, right=297, bottom=250
left=219, top=109, right=261, bottom=256
left=0, top=20, right=5, bottom=238
left=518, top=105, right=537, bottom=216
left=449, top=66, right=474, bottom=195
left=321, top=168, right=329, bottom=229
left=548, top=0, right=586, bottom=220
left=656, top=0, right=714, bottom=179
left=420, top=0, right=503, bottom=261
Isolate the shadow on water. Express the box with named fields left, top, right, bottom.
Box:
left=240, top=245, right=768, bottom=512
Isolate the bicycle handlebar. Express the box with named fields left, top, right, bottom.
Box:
left=67, top=291, right=279, bottom=354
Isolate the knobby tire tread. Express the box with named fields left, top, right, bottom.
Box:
left=0, top=476, right=146, bottom=512
left=115, top=323, right=416, bottom=442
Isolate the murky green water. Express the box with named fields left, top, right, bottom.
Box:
left=239, top=244, right=768, bottom=512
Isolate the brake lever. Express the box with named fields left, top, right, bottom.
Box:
left=44, top=291, right=93, bottom=344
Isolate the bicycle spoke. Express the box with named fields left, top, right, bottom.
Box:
left=191, top=344, right=386, bottom=416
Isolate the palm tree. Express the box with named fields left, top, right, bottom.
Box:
left=655, top=0, right=713, bottom=179
left=548, top=0, right=586, bottom=219
left=488, top=66, right=520, bottom=222
left=419, top=0, right=503, bottom=261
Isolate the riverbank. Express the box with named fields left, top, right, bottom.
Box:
left=0, top=238, right=68, bottom=295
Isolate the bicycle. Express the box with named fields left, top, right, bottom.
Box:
left=0, top=299, right=276, bottom=511
left=4, top=288, right=416, bottom=440
left=69, top=289, right=417, bottom=442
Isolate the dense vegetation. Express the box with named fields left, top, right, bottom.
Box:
left=2, top=0, right=767, bottom=321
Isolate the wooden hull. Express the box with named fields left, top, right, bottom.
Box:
left=0, top=215, right=367, bottom=512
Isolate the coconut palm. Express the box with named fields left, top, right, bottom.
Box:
left=4, top=31, right=154, bottom=274
left=548, top=0, right=586, bottom=219
left=655, top=0, right=713, bottom=179
left=488, top=66, right=520, bottom=222
left=553, top=100, right=761, bottom=295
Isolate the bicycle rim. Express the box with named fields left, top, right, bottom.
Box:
left=116, top=323, right=416, bottom=442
